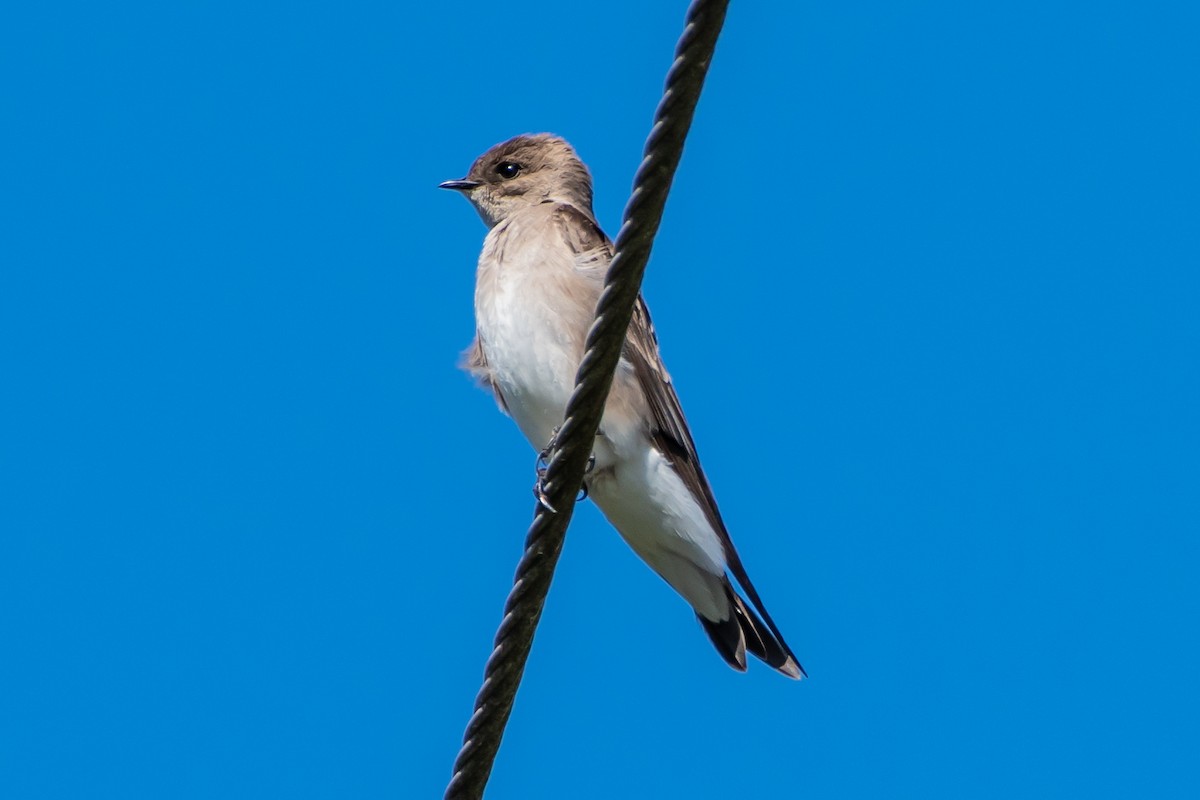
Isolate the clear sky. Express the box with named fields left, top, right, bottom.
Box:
left=2, top=1, right=1198, bottom=798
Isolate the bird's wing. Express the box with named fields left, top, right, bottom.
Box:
left=551, top=205, right=728, bottom=549
left=554, top=202, right=802, bottom=677
left=624, top=286, right=803, bottom=674
left=623, top=295, right=725, bottom=530
left=552, top=202, right=612, bottom=271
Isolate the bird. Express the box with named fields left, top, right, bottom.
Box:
left=440, top=133, right=804, bottom=678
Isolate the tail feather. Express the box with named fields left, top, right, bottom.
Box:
left=699, top=580, right=806, bottom=680
left=698, top=608, right=748, bottom=672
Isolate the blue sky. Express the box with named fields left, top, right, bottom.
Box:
left=2, top=1, right=1198, bottom=797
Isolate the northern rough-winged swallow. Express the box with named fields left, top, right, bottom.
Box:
left=441, top=134, right=804, bottom=678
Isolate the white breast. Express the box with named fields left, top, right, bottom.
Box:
left=474, top=212, right=594, bottom=452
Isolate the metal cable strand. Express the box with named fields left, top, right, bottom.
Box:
left=443, top=2, right=730, bottom=798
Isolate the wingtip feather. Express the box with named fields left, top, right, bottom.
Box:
left=779, top=657, right=806, bottom=680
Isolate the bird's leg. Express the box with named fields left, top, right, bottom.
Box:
left=533, top=427, right=560, bottom=513
left=533, top=426, right=598, bottom=510
left=577, top=448, right=596, bottom=502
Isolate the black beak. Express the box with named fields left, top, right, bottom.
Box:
left=439, top=179, right=480, bottom=191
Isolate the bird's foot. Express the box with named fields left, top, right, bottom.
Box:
left=532, top=473, right=557, bottom=513
left=576, top=452, right=595, bottom=502
left=533, top=428, right=560, bottom=513
left=531, top=426, right=597, bottom=511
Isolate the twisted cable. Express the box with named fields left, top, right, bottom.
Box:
left=443, top=2, right=731, bottom=797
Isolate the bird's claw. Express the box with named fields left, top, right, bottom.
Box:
left=534, top=456, right=557, bottom=513
left=575, top=453, right=595, bottom=502
left=533, top=476, right=558, bottom=514
left=534, top=433, right=558, bottom=513
left=531, top=426, right=596, bottom=511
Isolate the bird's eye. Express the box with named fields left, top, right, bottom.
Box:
left=495, top=162, right=521, bottom=179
